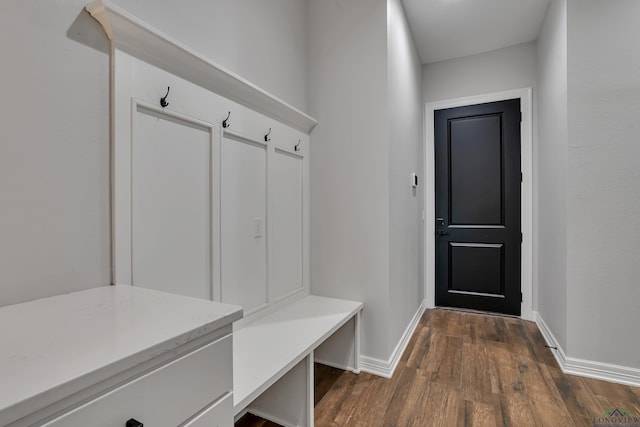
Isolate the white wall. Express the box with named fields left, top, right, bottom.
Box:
left=422, top=42, right=538, bottom=102
left=110, top=0, right=308, bottom=112
left=0, top=0, right=310, bottom=308
left=0, top=0, right=111, bottom=307
left=566, top=0, right=640, bottom=369
left=308, top=0, right=391, bottom=361
left=536, top=0, right=568, bottom=350
left=309, top=0, right=423, bottom=363
left=387, top=0, right=423, bottom=351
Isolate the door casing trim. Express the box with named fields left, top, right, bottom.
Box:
left=424, top=88, right=533, bottom=320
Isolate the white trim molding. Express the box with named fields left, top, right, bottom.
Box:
left=424, top=88, right=534, bottom=321
left=532, top=311, right=567, bottom=369
left=534, top=312, right=640, bottom=388
left=360, top=300, right=427, bottom=378
left=86, top=0, right=317, bottom=134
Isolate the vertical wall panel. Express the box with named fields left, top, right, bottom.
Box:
left=220, top=135, right=267, bottom=312
left=132, top=106, right=212, bottom=300
left=270, top=149, right=303, bottom=301
left=112, top=49, right=311, bottom=320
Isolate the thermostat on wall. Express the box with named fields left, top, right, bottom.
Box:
left=411, top=173, right=418, bottom=188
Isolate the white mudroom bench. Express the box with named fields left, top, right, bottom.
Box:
left=233, top=295, right=363, bottom=427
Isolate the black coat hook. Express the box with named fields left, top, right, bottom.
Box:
left=264, top=128, right=272, bottom=142
left=222, top=111, right=231, bottom=128
left=160, top=87, right=170, bottom=108
left=294, top=140, right=301, bottom=152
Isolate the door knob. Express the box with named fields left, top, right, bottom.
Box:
left=126, top=419, right=143, bottom=427
left=436, top=217, right=446, bottom=226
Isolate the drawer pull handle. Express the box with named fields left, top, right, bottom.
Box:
left=126, top=419, right=143, bottom=427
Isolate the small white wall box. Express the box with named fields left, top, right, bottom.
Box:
left=411, top=173, right=418, bottom=188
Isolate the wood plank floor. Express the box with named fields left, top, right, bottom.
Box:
left=236, top=308, right=640, bottom=426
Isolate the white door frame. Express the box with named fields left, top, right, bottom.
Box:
left=424, top=88, right=533, bottom=320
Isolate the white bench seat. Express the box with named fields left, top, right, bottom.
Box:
left=233, top=295, right=363, bottom=426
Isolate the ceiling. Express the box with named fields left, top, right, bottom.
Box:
left=401, top=0, right=551, bottom=64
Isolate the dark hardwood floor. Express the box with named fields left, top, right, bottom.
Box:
left=236, top=308, right=640, bottom=426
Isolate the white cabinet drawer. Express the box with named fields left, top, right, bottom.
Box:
left=44, top=335, right=232, bottom=427
left=183, top=393, right=232, bottom=427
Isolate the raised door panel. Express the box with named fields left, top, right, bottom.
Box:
left=220, top=135, right=267, bottom=312
left=270, top=150, right=303, bottom=301
left=449, top=115, right=503, bottom=225
left=131, top=105, right=213, bottom=300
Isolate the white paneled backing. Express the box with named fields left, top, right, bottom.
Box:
left=131, top=104, right=214, bottom=300
left=270, top=148, right=304, bottom=302
left=114, top=50, right=310, bottom=318
left=221, top=131, right=268, bottom=313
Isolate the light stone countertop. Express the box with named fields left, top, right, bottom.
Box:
left=0, top=285, right=242, bottom=425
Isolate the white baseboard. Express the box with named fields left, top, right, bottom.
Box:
left=564, top=358, right=640, bottom=388
left=360, top=299, right=427, bottom=378
left=533, top=311, right=640, bottom=388
left=532, top=311, right=567, bottom=368
left=360, top=356, right=393, bottom=378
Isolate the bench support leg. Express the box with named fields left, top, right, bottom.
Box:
left=354, top=311, right=361, bottom=374
left=247, top=352, right=315, bottom=427
left=314, top=313, right=362, bottom=374
left=307, top=351, right=315, bottom=427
